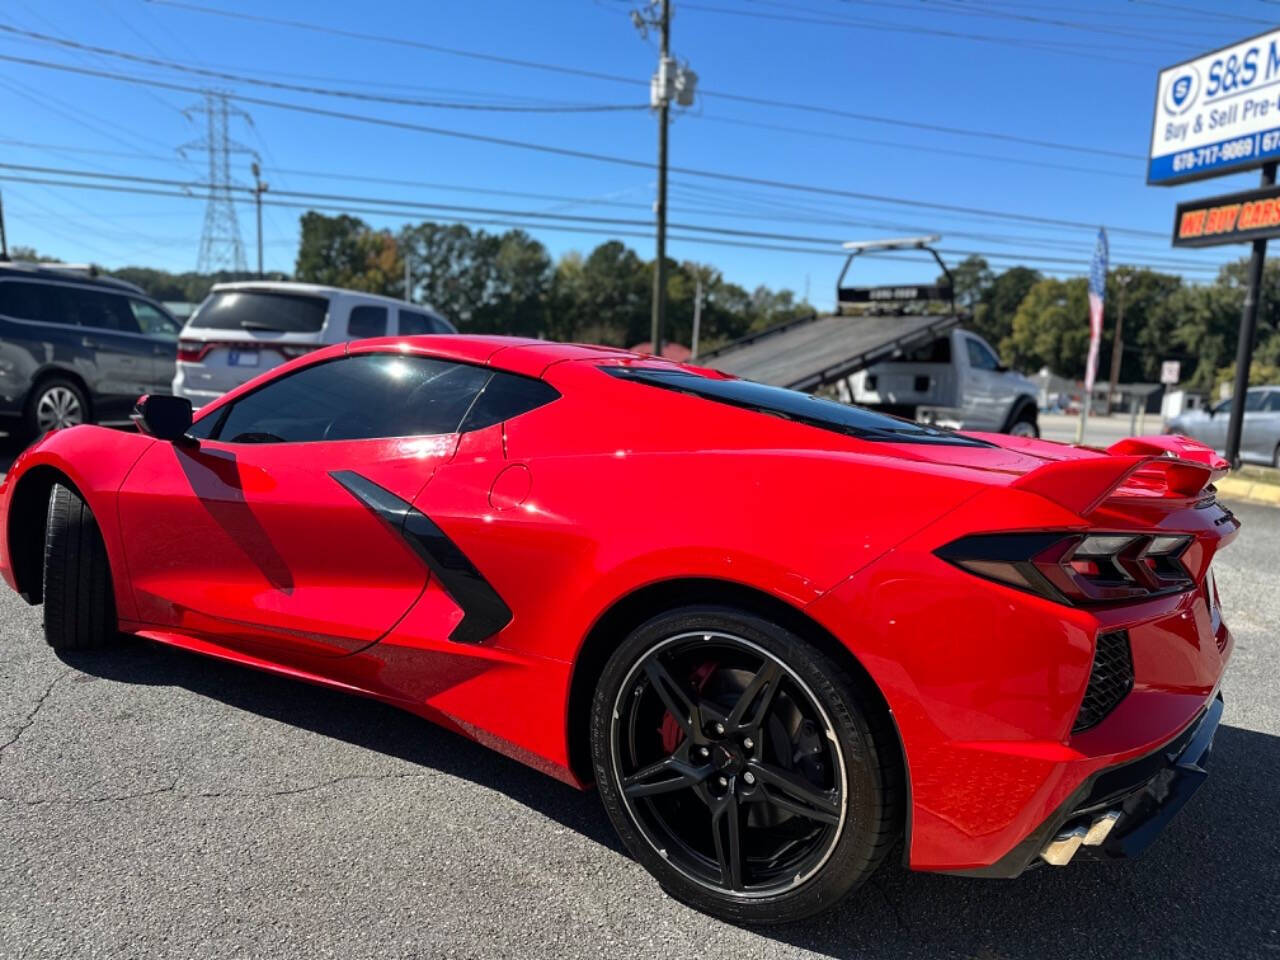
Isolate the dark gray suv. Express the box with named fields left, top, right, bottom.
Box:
left=0, top=263, right=180, bottom=438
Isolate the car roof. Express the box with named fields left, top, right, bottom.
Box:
left=208, top=280, right=444, bottom=313
left=344, top=335, right=640, bottom=374
left=0, top=261, right=147, bottom=295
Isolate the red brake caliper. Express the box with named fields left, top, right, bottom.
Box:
left=659, top=660, right=718, bottom=753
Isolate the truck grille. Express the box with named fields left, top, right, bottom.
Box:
left=1073, top=631, right=1134, bottom=733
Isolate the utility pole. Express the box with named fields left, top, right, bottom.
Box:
left=651, top=0, right=671, bottom=358
left=1105, top=270, right=1131, bottom=417
left=691, top=274, right=703, bottom=359
left=0, top=190, right=8, bottom=261
left=633, top=1, right=695, bottom=356
left=250, top=161, right=268, bottom=279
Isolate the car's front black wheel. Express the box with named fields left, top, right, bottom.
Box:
left=42, top=483, right=117, bottom=650
left=590, top=606, right=902, bottom=924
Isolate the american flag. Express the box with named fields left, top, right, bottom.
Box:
left=1084, top=228, right=1108, bottom=393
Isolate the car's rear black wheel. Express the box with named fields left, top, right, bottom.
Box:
left=590, top=606, right=901, bottom=924
left=42, top=483, right=117, bottom=650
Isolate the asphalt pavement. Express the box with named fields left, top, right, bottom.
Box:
left=1, top=480, right=1278, bottom=957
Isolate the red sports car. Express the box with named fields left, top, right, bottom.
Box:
left=0, top=336, right=1237, bottom=924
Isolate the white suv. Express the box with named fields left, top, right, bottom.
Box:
left=173, top=281, right=456, bottom=407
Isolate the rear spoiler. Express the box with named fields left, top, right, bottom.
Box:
left=1011, top=435, right=1229, bottom=517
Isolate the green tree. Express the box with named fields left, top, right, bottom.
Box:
left=1003, top=276, right=1091, bottom=376
left=941, top=254, right=993, bottom=311
left=472, top=230, right=552, bottom=337
left=974, top=266, right=1041, bottom=357
left=1108, top=267, right=1183, bottom=383
left=295, top=212, right=401, bottom=295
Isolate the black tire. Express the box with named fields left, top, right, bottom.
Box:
left=1007, top=408, right=1040, bottom=438
left=24, top=376, right=89, bottom=439
left=590, top=606, right=902, bottom=925
left=42, top=483, right=117, bottom=650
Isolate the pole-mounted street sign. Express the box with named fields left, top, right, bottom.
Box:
left=1149, top=28, right=1280, bottom=186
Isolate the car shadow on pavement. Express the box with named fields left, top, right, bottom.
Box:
left=59, top=640, right=1279, bottom=959
left=56, top=639, right=624, bottom=853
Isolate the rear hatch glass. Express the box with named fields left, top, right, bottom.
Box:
left=189, top=290, right=328, bottom=334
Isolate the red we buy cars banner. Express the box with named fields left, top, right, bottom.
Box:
left=1173, top=184, right=1280, bottom=247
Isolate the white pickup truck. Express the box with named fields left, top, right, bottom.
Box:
left=845, top=327, right=1041, bottom=437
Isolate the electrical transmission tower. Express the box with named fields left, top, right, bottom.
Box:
left=180, top=91, right=257, bottom=274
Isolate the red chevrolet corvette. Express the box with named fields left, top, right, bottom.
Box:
left=0, top=335, right=1237, bottom=923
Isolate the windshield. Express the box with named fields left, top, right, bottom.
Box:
left=189, top=290, right=328, bottom=333
left=604, top=366, right=990, bottom=446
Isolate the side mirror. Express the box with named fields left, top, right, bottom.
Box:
left=133, top=394, right=193, bottom=442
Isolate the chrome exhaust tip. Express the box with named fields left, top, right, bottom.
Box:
left=1040, top=810, right=1121, bottom=866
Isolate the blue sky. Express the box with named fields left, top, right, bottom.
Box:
left=1, top=0, right=1276, bottom=310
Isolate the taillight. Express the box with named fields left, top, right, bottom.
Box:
left=936, top=532, right=1195, bottom=606
left=177, top=340, right=207, bottom=363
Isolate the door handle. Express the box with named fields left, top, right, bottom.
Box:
left=80, top=336, right=102, bottom=349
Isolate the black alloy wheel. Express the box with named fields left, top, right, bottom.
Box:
left=591, top=607, right=901, bottom=924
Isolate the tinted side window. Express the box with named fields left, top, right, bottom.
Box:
left=348, top=305, right=388, bottom=339
left=460, top=371, right=560, bottom=432
left=1244, top=391, right=1268, bottom=412
left=0, top=281, right=56, bottom=323
left=965, top=337, right=999, bottom=371
left=605, top=366, right=989, bottom=446
left=130, top=299, right=180, bottom=337
left=399, top=309, right=450, bottom=335
left=213, top=354, right=491, bottom=443
left=55, top=286, right=140, bottom=333
left=1265, top=392, right=1280, bottom=412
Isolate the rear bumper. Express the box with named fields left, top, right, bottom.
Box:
left=945, top=693, right=1223, bottom=878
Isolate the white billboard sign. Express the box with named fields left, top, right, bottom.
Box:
left=1149, top=29, right=1280, bottom=185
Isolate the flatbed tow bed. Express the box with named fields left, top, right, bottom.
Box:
left=700, top=310, right=962, bottom=391
left=701, top=234, right=962, bottom=390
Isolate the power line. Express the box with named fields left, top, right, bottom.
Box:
left=142, top=0, right=1145, bottom=162
left=2, top=170, right=1224, bottom=277
left=694, top=114, right=1139, bottom=179
left=2, top=21, right=1145, bottom=171
left=1127, top=1, right=1274, bottom=26
left=0, top=165, right=1225, bottom=275
left=3, top=162, right=1197, bottom=262
left=144, top=0, right=644, bottom=88
left=697, top=87, right=1143, bottom=161
left=0, top=52, right=1171, bottom=241
left=678, top=2, right=1167, bottom=66
left=0, top=140, right=1180, bottom=258
left=0, top=24, right=650, bottom=113
left=752, top=0, right=1201, bottom=48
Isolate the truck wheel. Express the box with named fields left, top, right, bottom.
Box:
left=42, top=483, right=117, bottom=650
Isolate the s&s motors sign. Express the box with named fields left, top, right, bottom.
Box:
left=1149, top=29, right=1280, bottom=185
